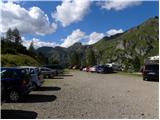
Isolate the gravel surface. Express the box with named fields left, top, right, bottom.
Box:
left=1, top=70, right=159, bottom=119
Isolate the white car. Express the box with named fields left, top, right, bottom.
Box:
left=89, top=66, right=96, bottom=72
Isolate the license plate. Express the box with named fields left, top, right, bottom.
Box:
left=148, top=72, right=155, bottom=75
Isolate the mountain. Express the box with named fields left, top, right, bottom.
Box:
left=37, top=17, right=159, bottom=71
left=92, top=17, right=158, bottom=71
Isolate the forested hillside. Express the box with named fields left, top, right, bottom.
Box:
left=37, top=17, right=159, bottom=71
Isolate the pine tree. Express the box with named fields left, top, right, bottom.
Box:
left=6, top=28, right=13, bottom=42
left=69, top=51, right=80, bottom=66
left=13, top=28, right=22, bottom=44
left=29, top=41, right=35, bottom=52
left=86, top=49, right=96, bottom=66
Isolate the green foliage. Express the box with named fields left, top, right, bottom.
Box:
left=92, top=17, right=159, bottom=72
left=48, top=57, right=59, bottom=64
left=1, top=28, right=42, bottom=66
left=1, top=39, right=28, bottom=55
left=1, top=54, right=40, bottom=67
left=69, top=51, right=80, bottom=66
left=12, top=28, right=22, bottom=44
left=6, top=28, right=13, bottom=42
left=29, top=41, right=35, bottom=52
left=133, top=56, right=141, bottom=71
left=85, top=48, right=96, bottom=66
left=6, top=28, right=22, bottom=44
left=35, top=17, right=158, bottom=70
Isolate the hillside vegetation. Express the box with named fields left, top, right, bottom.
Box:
left=1, top=28, right=41, bottom=67
left=92, top=17, right=159, bottom=71
left=37, top=17, right=159, bottom=72
left=2, top=54, right=40, bottom=67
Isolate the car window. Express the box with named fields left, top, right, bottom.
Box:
left=145, top=65, right=159, bottom=70
left=45, top=69, right=50, bottom=71
left=20, top=69, right=30, bottom=80
left=30, top=69, right=35, bottom=74
left=1, top=69, right=18, bottom=78
left=41, top=68, right=45, bottom=71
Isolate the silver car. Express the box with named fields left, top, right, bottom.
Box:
left=18, top=66, right=44, bottom=89
left=39, top=67, right=56, bottom=78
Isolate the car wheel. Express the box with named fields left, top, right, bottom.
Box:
left=9, top=90, right=20, bottom=102
left=143, top=77, right=148, bottom=81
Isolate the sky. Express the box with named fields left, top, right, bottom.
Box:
left=0, top=0, right=159, bottom=48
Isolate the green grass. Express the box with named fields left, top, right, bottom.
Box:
left=117, top=71, right=142, bottom=77
left=1, top=54, right=40, bottom=67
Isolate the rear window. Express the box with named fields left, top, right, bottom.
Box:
left=145, top=64, right=159, bottom=70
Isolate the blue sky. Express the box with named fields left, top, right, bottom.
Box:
left=1, top=0, right=159, bottom=48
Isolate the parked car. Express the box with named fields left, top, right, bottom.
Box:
left=142, top=64, right=159, bottom=81
left=72, top=65, right=79, bottom=69
left=106, top=63, right=122, bottom=71
left=79, top=66, right=84, bottom=71
left=96, top=65, right=113, bottom=73
left=1, top=82, right=6, bottom=103
left=89, top=65, right=98, bottom=73
left=39, top=67, right=56, bottom=78
left=18, top=66, right=44, bottom=89
left=1, top=67, right=32, bottom=102
left=82, top=66, right=90, bottom=72
left=43, top=65, right=64, bottom=75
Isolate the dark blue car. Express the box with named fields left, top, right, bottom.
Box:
left=1, top=67, right=32, bottom=102
left=142, top=64, right=159, bottom=81
left=96, top=65, right=113, bottom=73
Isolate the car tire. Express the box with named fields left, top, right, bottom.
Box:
left=143, top=77, right=148, bottom=81
left=8, top=90, right=20, bottom=102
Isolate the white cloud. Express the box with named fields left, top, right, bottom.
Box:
left=52, top=0, right=91, bottom=27
left=87, top=32, right=105, bottom=45
left=22, top=37, right=59, bottom=49
left=0, top=2, right=57, bottom=35
left=60, top=29, right=85, bottom=48
left=60, top=28, right=124, bottom=47
left=98, top=0, right=142, bottom=11
left=106, top=29, right=124, bottom=37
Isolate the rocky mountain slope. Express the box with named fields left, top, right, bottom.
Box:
left=37, top=17, right=159, bottom=71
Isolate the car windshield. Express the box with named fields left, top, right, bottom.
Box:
left=1, top=69, right=18, bottom=78
left=145, top=64, right=159, bottom=70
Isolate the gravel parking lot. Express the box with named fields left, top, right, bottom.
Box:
left=1, top=70, right=158, bottom=119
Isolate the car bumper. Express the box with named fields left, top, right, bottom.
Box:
left=143, top=74, right=159, bottom=80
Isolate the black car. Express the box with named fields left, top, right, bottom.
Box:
left=1, top=67, right=32, bottom=102
left=142, top=64, right=159, bottom=81
left=43, top=65, right=64, bottom=75
left=96, top=65, right=113, bottom=73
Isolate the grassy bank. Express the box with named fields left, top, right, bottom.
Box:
left=1, top=54, right=40, bottom=67
left=117, top=71, right=142, bottom=77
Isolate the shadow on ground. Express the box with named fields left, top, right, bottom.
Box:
left=144, top=79, right=159, bottom=82
left=53, top=77, right=64, bottom=79
left=1, top=109, right=38, bottom=119
left=36, top=86, right=61, bottom=91
left=58, top=74, right=73, bottom=77
left=19, top=94, right=57, bottom=103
